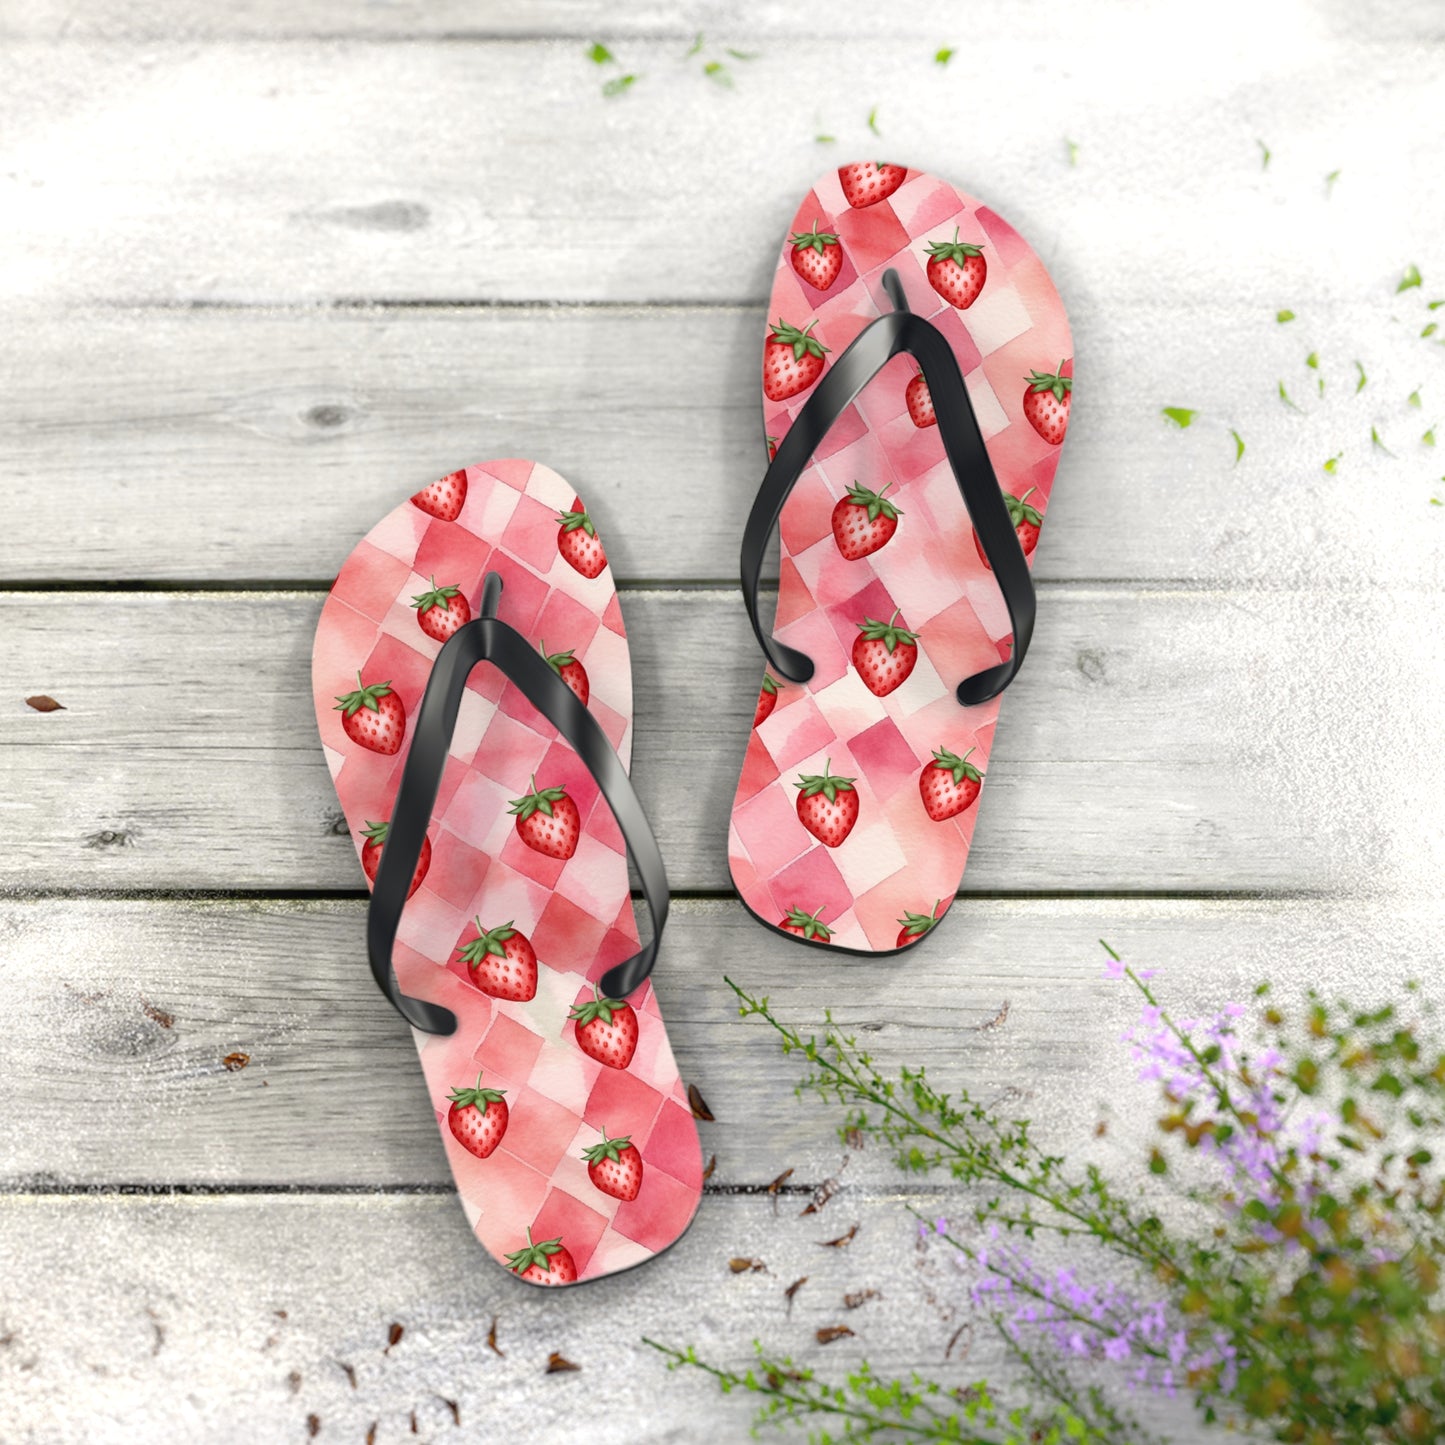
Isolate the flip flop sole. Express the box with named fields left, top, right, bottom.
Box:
left=313, top=460, right=702, bottom=1284
left=729, top=165, right=1073, bottom=954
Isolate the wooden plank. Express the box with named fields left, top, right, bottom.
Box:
left=1, top=896, right=1438, bottom=1190
left=6, top=588, right=1444, bottom=895
left=0, top=38, right=1439, bottom=306
left=2, top=303, right=1438, bottom=588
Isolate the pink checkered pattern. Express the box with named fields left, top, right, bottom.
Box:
left=313, top=461, right=703, bottom=1283
left=728, top=166, right=1074, bottom=952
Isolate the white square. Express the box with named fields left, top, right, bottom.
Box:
left=831, top=816, right=909, bottom=898
left=963, top=367, right=1010, bottom=440
left=963, top=285, right=1032, bottom=357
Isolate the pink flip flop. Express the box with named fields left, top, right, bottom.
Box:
left=313, top=461, right=703, bottom=1284
left=729, top=163, right=1073, bottom=954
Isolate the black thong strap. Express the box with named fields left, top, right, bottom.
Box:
left=366, top=571, right=669, bottom=1035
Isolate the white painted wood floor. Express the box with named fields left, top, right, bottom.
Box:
left=2, top=3, right=1443, bottom=1440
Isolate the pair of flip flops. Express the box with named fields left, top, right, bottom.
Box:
left=311, top=163, right=1072, bottom=1287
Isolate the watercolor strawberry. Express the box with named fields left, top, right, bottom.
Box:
left=906, top=372, right=937, bottom=429
left=1022, top=365, right=1072, bottom=445
left=764, top=320, right=830, bottom=402
left=766, top=435, right=779, bottom=462
left=897, top=900, right=945, bottom=948
left=832, top=482, right=901, bottom=561
left=446, top=1070, right=508, bottom=1159
left=458, top=918, right=538, bottom=1003
left=974, top=487, right=1043, bottom=570
left=779, top=906, right=831, bottom=943
left=569, top=986, right=639, bottom=1070
left=334, top=673, right=406, bottom=755
left=358, top=820, right=431, bottom=898
left=852, top=611, right=920, bottom=697
left=795, top=760, right=860, bottom=848
left=920, top=747, right=983, bottom=821
left=838, top=161, right=907, bottom=209
left=542, top=642, right=589, bottom=706
left=789, top=219, right=843, bottom=291
left=926, top=230, right=987, bottom=309
left=506, top=1228, right=577, bottom=1286
left=754, top=674, right=779, bottom=727
left=411, top=469, right=467, bottom=522
left=556, top=501, right=607, bottom=579
left=583, top=1130, right=644, bottom=1202
left=411, top=577, right=470, bottom=643
left=508, top=776, right=580, bottom=860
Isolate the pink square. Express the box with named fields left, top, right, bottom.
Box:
left=767, top=846, right=851, bottom=929
left=478, top=552, right=551, bottom=635
left=477, top=458, right=534, bottom=491
left=413, top=530, right=491, bottom=594
left=424, top=832, right=491, bottom=912
left=779, top=466, right=838, bottom=556
left=976, top=206, right=1037, bottom=270
left=474, top=708, right=548, bottom=786
left=822, top=575, right=900, bottom=659
left=464, top=1152, right=549, bottom=1237
left=330, top=542, right=415, bottom=623
left=503, top=1085, right=586, bottom=1175
left=810, top=401, right=868, bottom=462
left=641, top=1099, right=703, bottom=1187
left=833, top=203, right=912, bottom=274
left=499, top=830, right=566, bottom=890
left=846, top=717, right=921, bottom=802
left=775, top=556, right=818, bottom=630
left=730, top=784, right=809, bottom=879
left=534, top=589, right=602, bottom=662
left=733, top=731, right=782, bottom=804
left=759, top=692, right=838, bottom=772
left=776, top=609, right=850, bottom=692
left=609, top=1167, right=700, bottom=1254
left=441, top=769, right=512, bottom=851
left=531, top=1188, right=611, bottom=1275
left=583, top=1066, right=666, bottom=1138
left=531, top=892, right=608, bottom=977
left=501, top=492, right=565, bottom=574
left=478, top=1012, right=545, bottom=1088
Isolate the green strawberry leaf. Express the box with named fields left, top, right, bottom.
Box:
left=333, top=672, right=394, bottom=717
left=459, top=919, right=519, bottom=966
left=582, top=1131, right=634, bottom=1165
left=790, top=219, right=840, bottom=254
left=360, top=820, right=390, bottom=844
left=898, top=902, right=943, bottom=939
left=769, top=319, right=830, bottom=362
left=411, top=576, right=461, bottom=614
left=505, top=1227, right=565, bottom=1276
left=448, top=1069, right=507, bottom=1109
left=856, top=609, right=919, bottom=654
left=1003, top=487, right=1043, bottom=527
left=843, top=481, right=901, bottom=522
left=925, top=228, right=984, bottom=267
left=508, top=775, right=569, bottom=822
left=931, top=746, right=982, bottom=786
left=569, top=985, right=628, bottom=1028
left=783, top=906, right=831, bottom=941
left=795, top=759, right=857, bottom=804
left=556, top=508, right=596, bottom=537
left=541, top=642, right=579, bottom=675
left=1026, top=367, right=1072, bottom=402
left=761, top=674, right=779, bottom=696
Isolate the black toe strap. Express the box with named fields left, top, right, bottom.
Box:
left=741, top=269, right=1036, bottom=707
left=366, top=571, right=669, bottom=1035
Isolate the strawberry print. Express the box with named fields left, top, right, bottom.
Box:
left=508, top=776, right=581, bottom=860
left=974, top=487, right=1043, bottom=570
left=1022, top=366, right=1072, bottom=445
left=556, top=501, right=607, bottom=579
left=411, top=577, right=470, bottom=642
left=754, top=674, right=779, bottom=727
left=926, top=230, right=987, bottom=310
left=766, top=435, right=779, bottom=462
left=541, top=642, right=589, bottom=706
left=506, top=1228, right=577, bottom=1286
left=920, top=747, right=983, bottom=821
left=897, top=900, right=944, bottom=947
left=852, top=611, right=920, bottom=697
left=334, top=674, right=406, bottom=755
left=905, top=372, right=937, bottom=429
left=779, top=906, right=831, bottom=942
left=570, top=986, right=639, bottom=1070
left=795, top=760, right=859, bottom=848
left=458, top=919, right=538, bottom=1003
left=832, top=482, right=900, bottom=561
left=359, top=820, right=430, bottom=898
left=789, top=219, right=843, bottom=291
left=838, top=161, right=907, bottom=209
left=411, top=470, right=467, bottom=522
left=763, top=320, right=830, bottom=402
left=447, top=1070, right=508, bottom=1159
left=583, top=1130, right=643, bottom=1202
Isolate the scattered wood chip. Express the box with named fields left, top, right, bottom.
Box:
left=144, top=1306, right=164, bottom=1356
left=305, top=1415, right=319, bottom=1438
left=701, top=1153, right=717, bottom=1181
left=486, top=1316, right=503, bottom=1358
left=366, top=1424, right=377, bottom=1445
left=843, top=1126, right=864, bottom=1150
left=222, top=1052, right=250, bottom=1072
left=945, top=1321, right=973, bottom=1360
left=784, top=1277, right=808, bottom=1314
left=336, top=1361, right=356, bottom=1388
left=274, top=1309, right=288, bottom=1320
left=384, top=1322, right=403, bottom=1355
left=729, top=1257, right=768, bottom=1274
left=971, top=1000, right=1010, bottom=1032
left=800, top=1160, right=848, bottom=1215
left=819, top=1224, right=858, bottom=1249
left=687, top=1083, right=715, bottom=1121
left=410, top=1410, right=418, bottom=1433
left=141, top=1002, right=174, bottom=1029
left=1094, top=1120, right=1108, bottom=1137
left=765, top=1367, right=806, bottom=1388
left=25, top=695, right=64, bottom=712
left=766, top=1167, right=793, bottom=1208
left=546, top=1352, right=581, bottom=1374
left=816, top=1326, right=855, bottom=1345
left=287, top=1369, right=302, bottom=1394
left=439, top=1396, right=460, bottom=1425
left=843, top=1288, right=879, bottom=1310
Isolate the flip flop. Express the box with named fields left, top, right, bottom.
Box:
left=729, top=163, right=1073, bottom=954
left=312, top=461, right=703, bottom=1284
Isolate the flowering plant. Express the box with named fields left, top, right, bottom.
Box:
left=652, top=949, right=1445, bottom=1442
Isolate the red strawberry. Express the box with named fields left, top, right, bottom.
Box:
left=838, top=161, right=907, bottom=209
left=411, top=577, right=470, bottom=643
left=1022, top=365, right=1072, bottom=445
left=766, top=434, right=779, bottom=462
left=905, top=372, right=937, bottom=428
left=556, top=502, right=607, bottom=579
left=974, top=487, right=1043, bottom=570
left=333, top=673, right=406, bottom=755
left=569, top=986, right=639, bottom=1070
left=920, top=747, right=983, bottom=821
left=852, top=610, right=920, bottom=697
left=795, top=760, right=860, bottom=848
left=508, top=776, right=580, bottom=860
left=779, top=906, right=831, bottom=943
left=506, top=1228, right=577, bottom=1286
left=541, top=642, right=589, bottom=706
left=832, top=482, right=901, bottom=561
left=458, top=918, right=538, bottom=1003
left=764, top=319, right=830, bottom=402
left=358, top=820, right=431, bottom=898
left=926, top=230, right=987, bottom=309
left=411, top=470, right=467, bottom=522
left=897, top=900, right=945, bottom=948
left=754, top=674, right=780, bottom=727
left=789, top=219, right=843, bottom=291
left=582, top=1130, right=644, bottom=1202
left=446, top=1070, right=508, bottom=1159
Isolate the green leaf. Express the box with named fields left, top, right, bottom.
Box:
left=684, top=31, right=703, bottom=57
left=703, top=60, right=733, bottom=87
left=935, top=46, right=954, bottom=65
left=1276, top=309, right=1295, bottom=323
left=814, top=133, right=836, bottom=145
left=1398, top=263, right=1423, bottom=292
left=1408, top=388, right=1422, bottom=408
left=1325, top=168, right=1341, bottom=196
left=1422, top=322, right=1439, bottom=339
left=1372, top=425, right=1394, bottom=455
left=725, top=47, right=759, bottom=60
left=1161, top=406, right=1196, bottom=429
left=1323, top=453, right=1341, bottom=474
left=1231, top=429, right=1246, bottom=465
left=602, top=73, right=637, bottom=97
left=1257, top=138, right=1271, bottom=169
left=1278, top=380, right=1302, bottom=412
left=867, top=106, right=880, bottom=135
left=587, top=42, right=614, bottom=64
left=1354, top=360, right=1368, bottom=393
left=1424, top=429, right=1437, bottom=447
left=1065, top=137, right=1080, bottom=167
left=1305, top=351, right=1319, bottom=369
